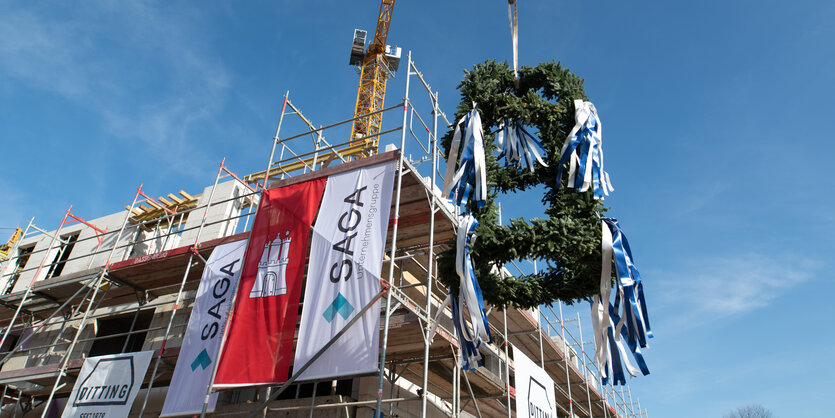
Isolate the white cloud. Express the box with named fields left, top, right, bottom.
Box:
left=655, top=252, right=818, bottom=320
left=670, top=182, right=730, bottom=218
left=0, top=2, right=230, bottom=177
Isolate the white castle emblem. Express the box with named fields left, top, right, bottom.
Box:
left=249, top=230, right=291, bottom=298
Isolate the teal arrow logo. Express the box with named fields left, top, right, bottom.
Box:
left=323, top=292, right=354, bottom=323
left=191, top=348, right=212, bottom=371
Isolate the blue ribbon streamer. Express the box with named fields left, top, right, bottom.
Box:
left=592, top=218, right=654, bottom=386
left=444, top=108, right=487, bottom=209
left=496, top=119, right=548, bottom=172
left=557, top=100, right=613, bottom=199
left=451, top=215, right=492, bottom=371
left=450, top=295, right=483, bottom=371
left=605, top=218, right=653, bottom=349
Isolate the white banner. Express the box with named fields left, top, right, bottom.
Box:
left=513, top=345, right=557, bottom=418
left=61, top=350, right=153, bottom=418
left=294, top=161, right=395, bottom=381
left=160, top=240, right=246, bottom=416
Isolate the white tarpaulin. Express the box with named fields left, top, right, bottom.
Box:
left=160, top=240, right=246, bottom=416
left=61, top=350, right=153, bottom=418
left=513, top=345, right=557, bottom=418
left=294, top=160, right=395, bottom=380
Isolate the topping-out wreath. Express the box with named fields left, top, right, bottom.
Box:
left=437, top=60, right=607, bottom=309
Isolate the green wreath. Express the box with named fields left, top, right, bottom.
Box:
left=437, top=60, right=606, bottom=309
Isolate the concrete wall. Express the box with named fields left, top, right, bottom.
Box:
left=0, top=178, right=250, bottom=295
left=1, top=210, right=137, bottom=294
left=180, top=179, right=247, bottom=245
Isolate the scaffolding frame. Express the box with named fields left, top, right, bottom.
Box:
left=0, top=51, right=647, bottom=418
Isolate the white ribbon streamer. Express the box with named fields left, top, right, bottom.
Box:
left=591, top=222, right=613, bottom=373
left=591, top=218, right=653, bottom=385
left=558, top=99, right=614, bottom=199
left=496, top=119, right=548, bottom=172
left=442, top=107, right=488, bottom=209
left=455, top=215, right=491, bottom=346
left=442, top=115, right=466, bottom=199
left=427, top=294, right=451, bottom=345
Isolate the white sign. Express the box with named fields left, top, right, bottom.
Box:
left=513, top=345, right=557, bottom=418
left=61, top=350, right=153, bottom=418
left=160, top=240, right=246, bottom=416
left=294, top=161, right=395, bottom=381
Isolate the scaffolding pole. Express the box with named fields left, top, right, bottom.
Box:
left=39, top=185, right=144, bottom=416
left=419, top=84, right=440, bottom=418
left=374, top=50, right=410, bottom=418
left=245, top=289, right=388, bottom=417
left=263, top=92, right=290, bottom=188
left=0, top=217, right=35, bottom=347
left=2, top=209, right=70, bottom=350
left=578, top=311, right=594, bottom=417
left=503, top=306, right=511, bottom=418
left=558, top=301, right=574, bottom=417
left=138, top=158, right=228, bottom=417
left=0, top=212, right=75, bottom=354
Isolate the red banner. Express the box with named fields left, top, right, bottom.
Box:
left=214, top=178, right=326, bottom=386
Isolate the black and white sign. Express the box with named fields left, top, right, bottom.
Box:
left=294, top=161, right=395, bottom=380
left=61, top=350, right=153, bottom=417
left=513, top=345, right=557, bottom=418
left=161, top=240, right=246, bottom=416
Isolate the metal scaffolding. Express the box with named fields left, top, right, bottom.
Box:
left=0, top=51, right=645, bottom=418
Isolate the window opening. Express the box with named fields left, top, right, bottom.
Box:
left=4, top=245, right=34, bottom=294
left=88, top=310, right=154, bottom=357
left=0, top=333, right=20, bottom=356
left=297, top=382, right=314, bottom=398
left=335, top=378, right=353, bottom=396
left=315, top=381, right=332, bottom=397
left=45, top=232, right=80, bottom=279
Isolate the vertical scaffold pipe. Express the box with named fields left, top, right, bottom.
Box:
left=601, top=369, right=609, bottom=418
left=419, top=86, right=440, bottom=418
left=0, top=216, right=35, bottom=350
left=263, top=92, right=290, bottom=189
left=578, top=311, right=594, bottom=417
left=374, top=50, right=411, bottom=418
left=201, top=174, right=270, bottom=417
left=41, top=187, right=143, bottom=417
left=559, top=301, right=574, bottom=417
left=139, top=159, right=227, bottom=417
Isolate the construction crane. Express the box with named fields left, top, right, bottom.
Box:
left=244, top=0, right=401, bottom=184
left=0, top=227, right=22, bottom=261
left=346, top=0, right=401, bottom=157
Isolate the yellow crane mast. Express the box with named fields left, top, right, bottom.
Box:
left=0, top=227, right=22, bottom=261
left=347, top=0, right=400, bottom=158
left=244, top=0, right=401, bottom=184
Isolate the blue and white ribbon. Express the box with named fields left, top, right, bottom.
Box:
left=605, top=218, right=652, bottom=348
left=557, top=100, right=614, bottom=199
left=591, top=218, right=652, bottom=385
left=451, top=214, right=492, bottom=371
left=442, top=107, right=487, bottom=209
left=496, top=119, right=548, bottom=172
left=590, top=222, right=614, bottom=377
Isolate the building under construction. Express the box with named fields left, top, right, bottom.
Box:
left=0, top=52, right=647, bottom=417
left=0, top=2, right=649, bottom=414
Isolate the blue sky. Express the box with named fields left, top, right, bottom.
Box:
left=1, top=1, right=834, bottom=416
